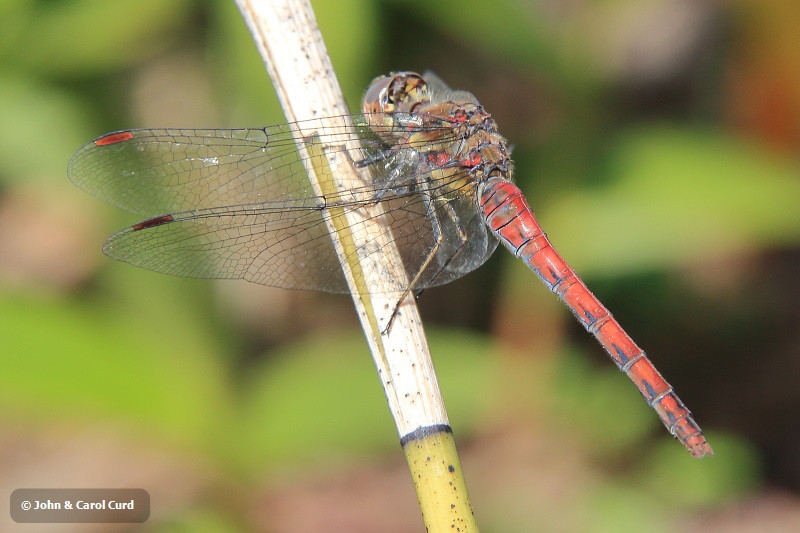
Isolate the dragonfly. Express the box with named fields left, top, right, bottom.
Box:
left=68, top=71, right=712, bottom=458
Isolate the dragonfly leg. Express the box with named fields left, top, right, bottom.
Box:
left=354, top=146, right=471, bottom=334
left=382, top=201, right=442, bottom=333
left=355, top=147, right=422, bottom=203
left=354, top=148, right=393, bottom=169
left=383, top=182, right=470, bottom=334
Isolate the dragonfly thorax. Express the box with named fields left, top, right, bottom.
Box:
left=363, top=71, right=514, bottom=194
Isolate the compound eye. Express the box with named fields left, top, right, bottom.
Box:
left=363, top=72, right=432, bottom=120
left=363, top=76, right=393, bottom=114
left=386, top=72, right=429, bottom=112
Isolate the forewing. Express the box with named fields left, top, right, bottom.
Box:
left=67, top=121, right=383, bottom=218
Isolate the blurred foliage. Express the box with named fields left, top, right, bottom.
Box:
left=544, top=126, right=800, bottom=275
left=1, top=0, right=799, bottom=531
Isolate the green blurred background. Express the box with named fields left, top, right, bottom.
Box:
left=2, top=0, right=799, bottom=531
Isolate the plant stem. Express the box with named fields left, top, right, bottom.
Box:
left=234, top=1, right=479, bottom=530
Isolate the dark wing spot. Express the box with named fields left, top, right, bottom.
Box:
left=132, top=214, right=175, bottom=231
left=95, top=131, right=134, bottom=146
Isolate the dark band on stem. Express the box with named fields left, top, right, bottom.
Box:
left=400, top=424, right=453, bottom=446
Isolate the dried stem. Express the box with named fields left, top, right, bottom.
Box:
left=234, top=1, right=479, bottom=530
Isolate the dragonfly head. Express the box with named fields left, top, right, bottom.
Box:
left=363, top=71, right=431, bottom=116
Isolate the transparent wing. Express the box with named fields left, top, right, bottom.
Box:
left=67, top=120, right=383, bottom=217
left=68, top=116, right=496, bottom=293
left=103, top=198, right=355, bottom=292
